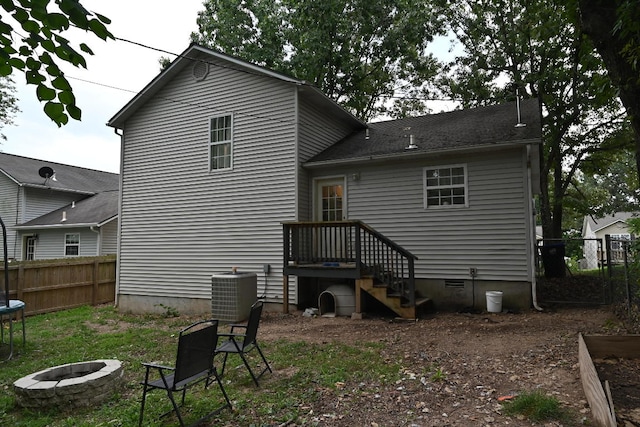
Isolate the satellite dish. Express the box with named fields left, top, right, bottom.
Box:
left=38, top=166, right=55, bottom=179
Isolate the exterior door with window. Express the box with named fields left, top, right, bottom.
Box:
left=315, top=178, right=345, bottom=222
left=314, top=178, right=346, bottom=260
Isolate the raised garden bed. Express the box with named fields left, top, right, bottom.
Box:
left=579, top=334, right=640, bottom=426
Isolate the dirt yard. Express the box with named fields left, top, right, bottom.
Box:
left=256, top=305, right=633, bottom=426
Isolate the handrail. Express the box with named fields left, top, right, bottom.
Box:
left=283, top=220, right=418, bottom=307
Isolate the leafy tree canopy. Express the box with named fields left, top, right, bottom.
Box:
left=0, top=75, right=19, bottom=139
left=0, top=0, right=113, bottom=126
left=191, top=0, right=445, bottom=121
left=435, top=0, right=623, bottom=238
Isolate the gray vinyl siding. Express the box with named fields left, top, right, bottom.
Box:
left=100, top=220, right=118, bottom=255
left=0, top=174, right=20, bottom=259
left=297, top=99, right=359, bottom=221
left=31, top=228, right=98, bottom=260
left=118, top=59, right=299, bottom=302
left=316, top=147, right=532, bottom=281
left=23, top=188, right=82, bottom=222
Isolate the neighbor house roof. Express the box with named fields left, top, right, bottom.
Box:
left=305, top=98, right=541, bottom=166
left=583, top=212, right=639, bottom=235
left=0, top=152, right=119, bottom=194
left=15, top=190, right=119, bottom=229
left=107, top=44, right=364, bottom=130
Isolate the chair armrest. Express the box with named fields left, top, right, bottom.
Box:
left=229, top=323, right=248, bottom=333
left=142, top=362, right=174, bottom=371
left=218, top=332, right=246, bottom=339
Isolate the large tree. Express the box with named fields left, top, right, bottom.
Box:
left=578, top=0, right=640, bottom=183
left=0, top=0, right=112, bottom=126
left=437, top=0, right=623, bottom=238
left=191, top=0, right=444, bottom=121
left=0, top=75, right=19, bottom=139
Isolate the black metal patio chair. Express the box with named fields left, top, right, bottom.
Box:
left=139, top=319, right=231, bottom=427
left=215, top=300, right=272, bottom=386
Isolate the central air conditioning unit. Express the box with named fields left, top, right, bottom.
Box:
left=211, top=271, right=257, bottom=322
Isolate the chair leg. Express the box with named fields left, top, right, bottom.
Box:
left=209, top=366, right=232, bottom=410
left=238, top=352, right=261, bottom=387
left=138, top=385, right=149, bottom=427
left=165, top=389, right=185, bottom=427
left=255, top=344, right=272, bottom=374
left=219, top=352, right=229, bottom=377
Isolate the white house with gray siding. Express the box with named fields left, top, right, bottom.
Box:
left=0, top=153, right=119, bottom=261
left=108, top=44, right=541, bottom=316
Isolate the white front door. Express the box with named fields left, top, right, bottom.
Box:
left=314, top=177, right=346, bottom=221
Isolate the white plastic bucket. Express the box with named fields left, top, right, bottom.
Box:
left=485, top=291, right=503, bottom=313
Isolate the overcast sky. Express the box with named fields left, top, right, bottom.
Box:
left=1, top=0, right=205, bottom=173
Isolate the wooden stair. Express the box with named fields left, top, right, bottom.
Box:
left=356, top=277, right=431, bottom=319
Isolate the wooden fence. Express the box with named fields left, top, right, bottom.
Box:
left=1, top=256, right=116, bottom=316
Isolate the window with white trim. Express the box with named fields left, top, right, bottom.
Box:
left=65, top=233, right=80, bottom=256
left=424, top=164, right=468, bottom=208
left=610, top=233, right=631, bottom=251
left=209, top=114, right=233, bottom=170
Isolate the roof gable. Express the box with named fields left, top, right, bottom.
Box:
left=0, top=153, right=119, bottom=194
left=583, top=212, right=639, bottom=234
left=107, top=44, right=363, bottom=130
left=306, top=98, right=541, bottom=164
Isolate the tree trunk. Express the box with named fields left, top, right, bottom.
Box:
left=579, top=0, right=640, bottom=183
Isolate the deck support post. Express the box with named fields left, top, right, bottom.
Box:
left=282, top=275, right=289, bottom=314
left=355, top=279, right=362, bottom=314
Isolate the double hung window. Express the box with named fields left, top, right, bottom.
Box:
left=209, top=114, right=233, bottom=170
left=424, top=165, right=468, bottom=208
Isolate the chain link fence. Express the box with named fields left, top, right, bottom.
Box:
left=534, top=235, right=640, bottom=331
left=605, top=235, right=640, bottom=332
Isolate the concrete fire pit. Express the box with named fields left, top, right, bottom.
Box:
left=13, top=359, right=123, bottom=409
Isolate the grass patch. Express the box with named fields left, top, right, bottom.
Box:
left=0, top=305, right=403, bottom=426
left=502, top=390, right=575, bottom=424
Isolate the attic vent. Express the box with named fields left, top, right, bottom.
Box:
left=444, top=279, right=465, bottom=288
left=192, top=61, right=209, bottom=81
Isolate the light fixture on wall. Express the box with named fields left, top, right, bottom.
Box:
left=351, top=172, right=360, bottom=181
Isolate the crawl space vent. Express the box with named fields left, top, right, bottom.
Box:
left=192, top=61, right=209, bottom=81
left=444, top=279, right=465, bottom=288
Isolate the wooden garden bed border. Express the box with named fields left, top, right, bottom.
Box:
left=579, top=334, right=640, bottom=427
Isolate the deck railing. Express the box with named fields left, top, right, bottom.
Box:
left=283, top=221, right=418, bottom=306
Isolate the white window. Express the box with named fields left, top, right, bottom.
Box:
left=25, top=236, right=37, bottom=260
left=424, top=164, right=468, bottom=208
left=610, top=233, right=630, bottom=251
left=65, top=233, right=80, bottom=256
left=209, top=114, right=233, bottom=170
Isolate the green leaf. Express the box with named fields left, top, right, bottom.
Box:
left=66, top=104, right=81, bottom=121
left=0, top=63, right=12, bottom=76
left=46, top=13, right=70, bottom=31
left=36, top=84, right=56, bottom=101
left=21, top=20, right=40, bottom=34
left=94, top=13, right=111, bottom=25
left=58, top=90, right=75, bottom=105
left=8, top=57, right=25, bottom=69
left=79, top=43, right=93, bottom=55
left=88, top=18, right=112, bottom=40
left=25, top=70, right=46, bottom=85
left=44, top=101, right=67, bottom=126
left=25, top=57, right=41, bottom=70
left=12, top=8, right=29, bottom=23
left=51, top=76, right=72, bottom=91
left=45, top=63, right=61, bottom=77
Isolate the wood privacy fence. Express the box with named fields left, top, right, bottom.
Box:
left=1, top=256, right=116, bottom=316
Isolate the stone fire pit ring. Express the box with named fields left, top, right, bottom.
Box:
left=13, top=359, right=124, bottom=409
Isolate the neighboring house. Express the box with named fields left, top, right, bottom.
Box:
left=581, top=212, right=638, bottom=269
left=0, top=153, right=119, bottom=261
left=108, top=44, right=541, bottom=317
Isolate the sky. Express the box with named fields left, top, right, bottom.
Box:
left=1, top=0, right=206, bottom=173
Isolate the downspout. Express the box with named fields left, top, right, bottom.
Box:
left=90, top=225, right=101, bottom=256
left=528, top=145, right=543, bottom=311
left=114, top=127, right=124, bottom=307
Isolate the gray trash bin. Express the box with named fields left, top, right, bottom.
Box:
left=211, top=271, right=257, bottom=322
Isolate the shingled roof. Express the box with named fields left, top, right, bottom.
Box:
left=306, top=98, right=541, bottom=165
left=0, top=152, right=119, bottom=194
left=16, top=190, right=119, bottom=229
